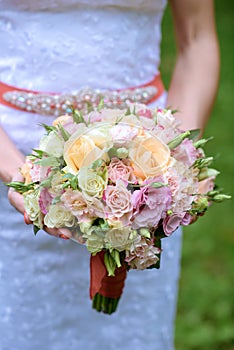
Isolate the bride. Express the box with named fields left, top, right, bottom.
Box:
left=0, top=0, right=219, bottom=349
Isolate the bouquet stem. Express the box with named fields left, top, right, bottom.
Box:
left=90, top=251, right=127, bottom=314
left=92, top=294, right=120, bottom=314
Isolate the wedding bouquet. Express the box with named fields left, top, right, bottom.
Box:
left=8, top=103, right=230, bottom=314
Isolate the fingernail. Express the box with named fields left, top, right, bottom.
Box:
left=59, top=234, right=69, bottom=240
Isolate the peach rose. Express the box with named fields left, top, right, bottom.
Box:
left=64, top=135, right=108, bottom=174
left=52, top=114, right=72, bottom=127
left=20, top=161, right=32, bottom=184
left=128, top=136, right=171, bottom=180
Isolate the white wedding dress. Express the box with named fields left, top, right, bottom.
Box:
left=0, top=1, right=182, bottom=349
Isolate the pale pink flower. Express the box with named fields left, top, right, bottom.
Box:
left=108, top=157, right=135, bottom=184
left=85, top=111, right=102, bottom=123
left=110, top=123, right=138, bottom=147
left=157, top=109, right=181, bottom=129
left=153, top=125, right=180, bottom=144
left=163, top=213, right=184, bottom=236
left=198, top=176, right=215, bottom=195
left=39, top=187, right=53, bottom=214
left=165, top=162, right=199, bottom=213
left=30, top=163, right=51, bottom=183
left=172, top=139, right=198, bottom=167
left=163, top=212, right=192, bottom=236
left=132, top=178, right=171, bottom=229
left=125, top=236, right=160, bottom=270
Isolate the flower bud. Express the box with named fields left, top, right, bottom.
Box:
left=212, top=194, right=231, bottom=202
left=198, top=168, right=220, bottom=181
left=116, top=147, right=129, bottom=159
left=139, top=228, right=151, bottom=239
left=192, top=197, right=209, bottom=213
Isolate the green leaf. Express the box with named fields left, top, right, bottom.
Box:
left=35, top=156, right=60, bottom=167
left=188, top=129, right=200, bottom=141
left=57, top=123, right=71, bottom=141
left=52, top=196, right=61, bottom=205
left=194, top=136, right=213, bottom=149
left=33, top=225, right=41, bottom=235
left=72, top=109, right=87, bottom=125
left=39, top=123, right=57, bottom=134
left=167, top=130, right=191, bottom=149
left=5, top=181, right=36, bottom=194
left=97, top=98, right=105, bottom=111
left=31, top=149, right=48, bottom=159
left=107, top=147, right=118, bottom=158
left=150, top=182, right=168, bottom=188
left=110, top=250, right=122, bottom=268
left=104, top=252, right=117, bottom=276
left=125, top=106, right=131, bottom=116
left=193, top=157, right=214, bottom=169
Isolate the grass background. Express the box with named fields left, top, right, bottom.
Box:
left=160, top=2, right=234, bottom=349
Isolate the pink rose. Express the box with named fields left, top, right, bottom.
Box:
left=61, top=189, right=92, bottom=221
left=104, top=180, right=133, bottom=225
left=108, top=157, right=135, bottom=184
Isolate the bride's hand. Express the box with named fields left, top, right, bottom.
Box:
left=8, top=172, right=71, bottom=240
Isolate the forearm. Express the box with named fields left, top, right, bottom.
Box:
left=167, top=0, right=220, bottom=133
left=0, top=125, right=25, bottom=182
left=167, top=37, right=220, bottom=132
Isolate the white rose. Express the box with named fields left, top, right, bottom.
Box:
left=78, top=167, right=107, bottom=199
left=24, top=191, right=44, bottom=229
left=39, top=131, right=64, bottom=158
left=44, top=204, right=76, bottom=228
left=86, top=234, right=104, bottom=254
left=104, top=227, right=137, bottom=252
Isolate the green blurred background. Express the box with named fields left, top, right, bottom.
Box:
left=160, top=1, right=234, bottom=349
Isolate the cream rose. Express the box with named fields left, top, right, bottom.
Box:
left=78, top=167, right=107, bottom=199
left=24, top=191, right=44, bottom=229
left=44, top=204, right=76, bottom=228
left=105, top=227, right=137, bottom=252
left=86, top=123, right=113, bottom=149
left=128, top=135, right=171, bottom=180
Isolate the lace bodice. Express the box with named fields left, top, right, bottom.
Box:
left=0, top=1, right=167, bottom=92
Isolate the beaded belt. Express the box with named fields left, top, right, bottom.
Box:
left=0, top=74, right=164, bottom=117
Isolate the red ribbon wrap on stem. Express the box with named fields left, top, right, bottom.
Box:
left=90, top=251, right=127, bottom=300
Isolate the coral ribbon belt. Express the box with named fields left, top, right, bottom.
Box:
left=0, top=74, right=164, bottom=116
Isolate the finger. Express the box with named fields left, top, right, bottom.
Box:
left=43, top=226, right=60, bottom=238
left=43, top=227, right=72, bottom=240
left=8, top=188, right=25, bottom=214
left=58, top=228, right=72, bottom=240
